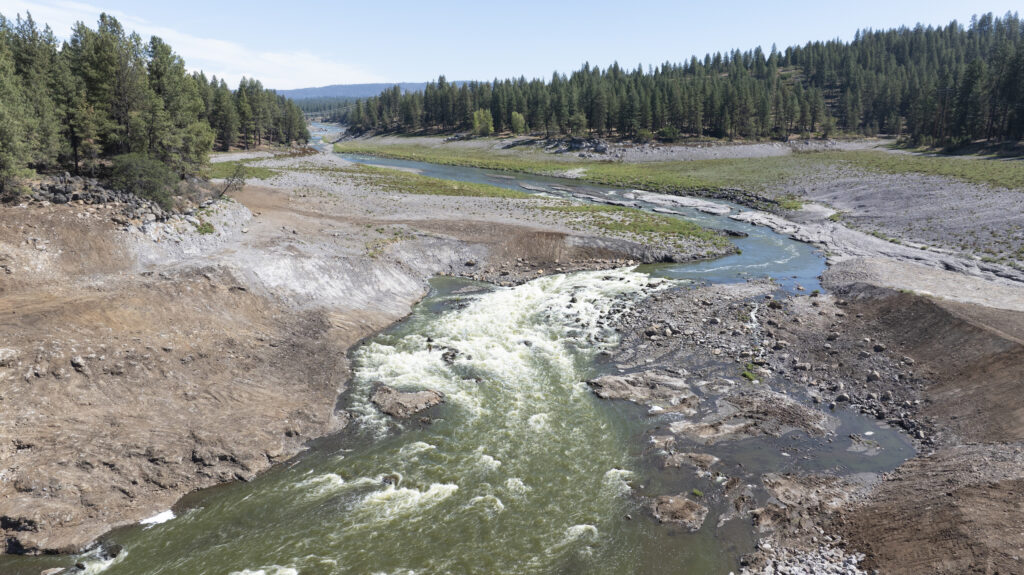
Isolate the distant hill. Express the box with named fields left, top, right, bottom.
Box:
left=279, top=81, right=470, bottom=100
left=278, top=83, right=428, bottom=100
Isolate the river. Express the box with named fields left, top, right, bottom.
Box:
left=2, top=127, right=913, bottom=575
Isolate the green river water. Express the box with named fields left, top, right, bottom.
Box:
left=11, top=270, right=751, bottom=574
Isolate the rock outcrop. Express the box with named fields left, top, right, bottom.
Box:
left=587, top=370, right=698, bottom=414
left=370, top=384, right=444, bottom=418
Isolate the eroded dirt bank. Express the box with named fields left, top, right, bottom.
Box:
left=0, top=152, right=733, bottom=555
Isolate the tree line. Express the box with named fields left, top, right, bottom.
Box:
left=0, top=11, right=309, bottom=195
left=295, top=96, right=357, bottom=118
left=342, top=12, right=1024, bottom=146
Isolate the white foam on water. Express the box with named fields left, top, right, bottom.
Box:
left=350, top=269, right=665, bottom=436
left=358, top=483, right=459, bottom=521
left=466, top=494, right=505, bottom=515
left=476, top=453, right=502, bottom=471
left=334, top=269, right=664, bottom=568
left=542, top=524, right=601, bottom=558
left=296, top=473, right=379, bottom=498
left=602, top=468, right=635, bottom=496
left=527, top=412, right=550, bottom=431
left=229, top=567, right=299, bottom=575
left=297, top=473, right=345, bottom=496
left=564, top=524, right=600, bottom=542
left=74, top=548, right=128, bottom=574
left=398, top=441, right=437, bottom=456
left=504, top=477, right=531, bottom=497
left=139, top=510, right=175, bottom=528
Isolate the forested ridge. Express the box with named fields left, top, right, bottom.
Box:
left=344, top=12, right=1024, bottom=146
left=0, top=11, right=309, bottom=195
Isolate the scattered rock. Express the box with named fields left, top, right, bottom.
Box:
left=0, top=348, right=19, bottom=367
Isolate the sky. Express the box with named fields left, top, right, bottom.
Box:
left=2, top=0, right=1021, bottom=90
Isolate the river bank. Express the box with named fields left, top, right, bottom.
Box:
left=594, top=262, right=1024, bottom=574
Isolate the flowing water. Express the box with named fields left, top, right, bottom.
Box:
left=330, top=158, right=823, bottom=293
left=3, top=133, right=915, bottom=575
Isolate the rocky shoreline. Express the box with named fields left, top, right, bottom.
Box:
left=586, top=261, right=1024, bottom=573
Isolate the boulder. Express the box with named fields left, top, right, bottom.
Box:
left=370, top=384, right=444, bottom=418
left=587, top=371, right=697, bottom=413
left=663, top=452, right=720, bottom=470
left=651, top=495, right=708, bottom=531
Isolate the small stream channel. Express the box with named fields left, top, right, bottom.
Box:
left=3, top=126, right=913, bottom=575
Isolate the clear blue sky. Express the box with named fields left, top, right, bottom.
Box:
left=4, top=0, right=1021, bottom=89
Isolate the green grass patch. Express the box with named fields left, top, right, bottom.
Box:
left=205, top=160, right=278, bottom=180
left=195, top=221, right=215, bottom=234
left=341, top=164, right=532, bottom=199
left=581, top=157, right=813, bottom=193
left=741, top=362, right=759, bottom=381
left=335, top=140, right=811, bottom=193
left=776, top=194, right=804, bottom=210
left=534, top=203, right=731, bottom=250
left=812, top=150, right=1024, bottom=190
left=691, top=488, right=704, bottom=498
left=339, top=139, right=1024, bottom=195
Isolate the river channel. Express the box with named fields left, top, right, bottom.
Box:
left=3, top=126, right=913, bottom=575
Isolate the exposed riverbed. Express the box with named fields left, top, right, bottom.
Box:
left=3, top=141, right=915, bottom=575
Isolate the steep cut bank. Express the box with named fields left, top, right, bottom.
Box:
left=826, top=288, right=1024, bottom=574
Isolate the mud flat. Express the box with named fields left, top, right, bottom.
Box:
left=0, top=150, right=732, bottom=556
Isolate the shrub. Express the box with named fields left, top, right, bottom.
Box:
left=510, top=111, right=527, bottom=135
left=110, top=153, right=177, bottom=210
left=473, top=109, right=494, bottom=136
left=657, top=126, right=680, bottom=142
left=635, top=129, right=654, bottom=143
left=195, top=221, right=214, bottom=234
